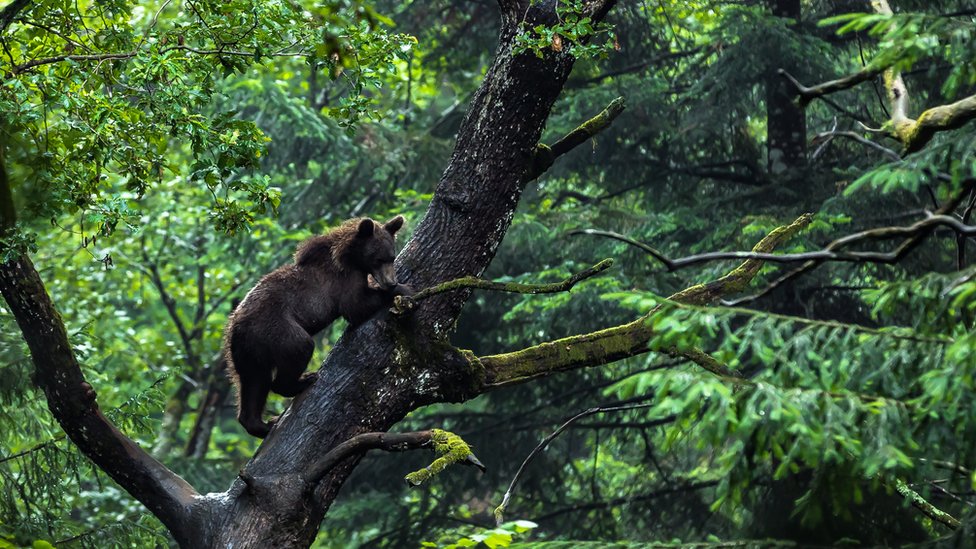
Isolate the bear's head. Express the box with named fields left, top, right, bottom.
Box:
left=351, top=215, right=404, bottom=290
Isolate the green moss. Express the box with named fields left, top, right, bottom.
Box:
left=404, top=429, right=478, bottom=487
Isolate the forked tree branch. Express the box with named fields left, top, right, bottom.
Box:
left=592, top=212, right=976, bottom=271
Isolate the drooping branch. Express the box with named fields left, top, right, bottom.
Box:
left=393, top=258, right=614, bottom=314
left=479, top=214, right=812, bottom=387
left=493, top=402, right=658, bottom=525
left=529, top=97, right=626, bottom=180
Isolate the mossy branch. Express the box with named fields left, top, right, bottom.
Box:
left=529, top=97, right=626, bottom=180
left=404, top=429, right=486, bottom=487
left=304, top=429, right=485, bottom=487
left=480, top=215, right=812, bottom=386
left=393, top=258, right=613, bottom=314
left=891, top=477, right=960, bottom=530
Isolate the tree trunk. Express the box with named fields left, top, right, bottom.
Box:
left=765, top=0, right=806, bottom=175
left=198, top=1, right=617, bottom=546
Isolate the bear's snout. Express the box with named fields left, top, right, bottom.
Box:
left=369, top=264, right=398, bottom=290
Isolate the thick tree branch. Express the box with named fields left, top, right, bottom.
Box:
left=894, top=93, right=976, bottom=154
left=479, top=214, right=812, bottom=387
left=0, top=262, right=201, bottom=539
left=0, top=145, right=202, bottom=544
left=529, top=97, right=626, bottom=180
left=393, top=258, right=614, bottom=314
left=302, top=429, right=484, bottom=487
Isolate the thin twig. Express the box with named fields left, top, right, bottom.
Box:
left=393, top=259, right=613, bottom=314
left=493, top=403, right=657, bottom=525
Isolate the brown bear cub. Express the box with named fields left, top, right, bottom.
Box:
left=223, top=216, right=411, bottom=438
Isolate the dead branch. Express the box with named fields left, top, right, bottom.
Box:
left=779, top=66, right=884, bottom=108
left=493, top=402, right=657, bottom=525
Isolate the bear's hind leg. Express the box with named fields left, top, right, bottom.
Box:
left=270, top=328, right=316, bottom=398
left=237, top=368, right=273, bottom=438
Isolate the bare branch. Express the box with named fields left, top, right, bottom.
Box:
left=493, top=403, right=657, bottom=525
left=811, top=129, right=902, bottom=161
left=730, top=179, right=975, bottom=305
left=779, top=66, right=884, bottom=107
left=634, top=214, right=976, bottom=271
left=393, top=259, right=614, bottom=314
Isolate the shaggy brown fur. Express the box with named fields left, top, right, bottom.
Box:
left=223, top=216, right=411, bottom=438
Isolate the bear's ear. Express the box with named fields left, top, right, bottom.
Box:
left=357, top=218, right=375, bottom=237
left=384, top=215, right=405, bottom=235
